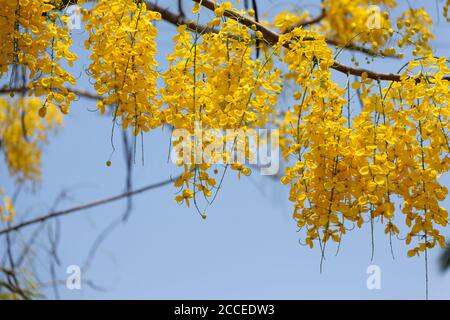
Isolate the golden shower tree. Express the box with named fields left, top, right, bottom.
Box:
left=0, top=0, right=449, bottom=298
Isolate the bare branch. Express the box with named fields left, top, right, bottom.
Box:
left=0, top=174, right=181, bottom=236
left=0, top=86, right=101, bottom=100
left=325, top=38, right=400, bottom=58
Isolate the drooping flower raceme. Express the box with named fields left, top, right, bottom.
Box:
left=161, top=17, right=282, bottom=212
left=0, top=0, right=77, bottom=116
left=84, top=0, right=162, bottom=136
left=0, top=97, right=62, bottom=183
left=279, top=25, right=449, bottom=257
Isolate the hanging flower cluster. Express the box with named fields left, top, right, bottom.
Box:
left=279, top=27, right=352, bottom=249
left=84, top=0, right=161, bottom=136
left=321, top=0, right=394, bottom=49
left=272, top=0, right=396, bottom=54
left=271, top=0, right=447, bottom=60
left=0, top=0, right=77, bottom=116
left=0, top=0, right=448, bottom=263
left=279, top=26, right=449, bottom=256
left=445, top=0, right=450, bottom=22
left=0, top=191, right=15, bottom=223
left=0, top=97, right=62, bottom=183
left=161, top=15, right=282, bottom=212
left=376, top=57, right=449, bottom=256
left=396, top=8, right=434, bottom=57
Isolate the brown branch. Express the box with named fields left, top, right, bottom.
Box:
left=146, top=2, right=216, bottom=34
left=52, top=1, right=447, bottom=80
left=283, top=2, right=397, bottom=58
left=192, top=0, right=450, bottom=82
left=193, top=0, right=282, bottom=44
left=284, top=12, right=326, bottom=33
left=0, top=86, right=101, bottom=100
left=326, top=38, right=399, bottom=58
left=0, top=175, right=181, bottom=236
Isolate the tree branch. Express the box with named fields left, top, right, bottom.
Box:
left=0, top=86, right=101, bottom=100
left=54, top=0, right=448, bottom=81
left=325, top=38, right=400, bottom=58
left=146, top=2, right=216, bottom=34
left=192, top=0, right=450, bottom=82
left=0, top=175, right=181, bottom=236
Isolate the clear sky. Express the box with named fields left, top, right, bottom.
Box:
left=1, top=0, right=450, bottom=299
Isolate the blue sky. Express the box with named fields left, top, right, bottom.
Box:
left=1, top=0, right=450, bottom=299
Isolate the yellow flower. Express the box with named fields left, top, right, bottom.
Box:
left=1, top=196, right=15, bottom=222
left=175, top=189, right=194, bottom=207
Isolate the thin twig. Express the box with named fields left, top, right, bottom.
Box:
left=0, top=175, right=182, bottom=236
left=0, top=86, right=101, bottom=100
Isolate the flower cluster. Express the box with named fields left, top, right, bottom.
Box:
left=161, top=16, right=282, bottom=212
left=84, top=0, right=161, bottom=136
left=279, top=27, right=351, bottom=249
left=320, top=0, right=394, bottom=49
left=0, top=97, right=62, bottom=183
left=0, top=0, right=77, bottom=116
left=272, top=0, right=396, bottom=54
left=0, top=192, right=15, bottom=223
left=444, top=0, right=450, bottom=22
left=396, top=8, right=434, bottom=57
left=270, top=0, right=446, bottom=59
left=279, top=26, right=449, bottom=256
left=0, top=0, right=448, bottom=262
